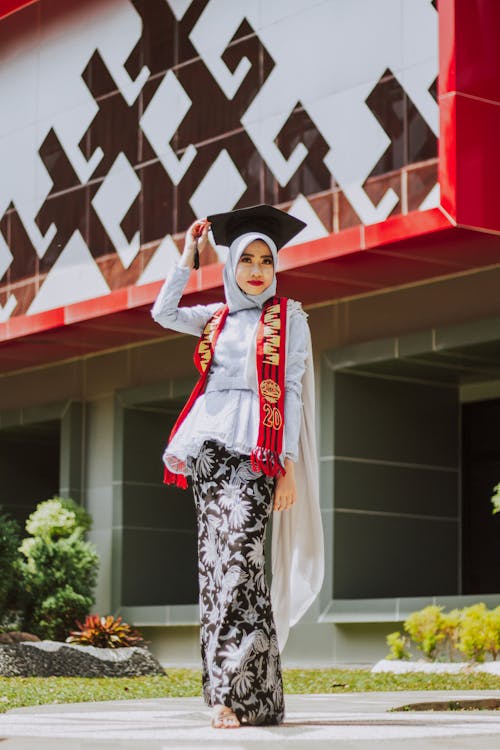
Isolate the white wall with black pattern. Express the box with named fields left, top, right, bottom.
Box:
left=0, top=0, right=438, bottom=321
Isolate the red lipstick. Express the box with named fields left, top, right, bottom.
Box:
left=248, top=280, right=264, bottom=286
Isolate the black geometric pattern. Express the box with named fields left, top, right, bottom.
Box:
left=366, top=68, right=437, bottom=179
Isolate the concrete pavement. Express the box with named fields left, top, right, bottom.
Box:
left=1, top=691, right=500, bottom=749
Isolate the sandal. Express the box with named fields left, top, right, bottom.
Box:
left=211, top=704, right=241, bottom=729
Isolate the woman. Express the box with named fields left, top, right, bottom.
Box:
left=151, top=204, right=323, bottom=729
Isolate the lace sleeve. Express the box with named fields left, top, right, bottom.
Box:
left=151, top=264, right=221, bottom=337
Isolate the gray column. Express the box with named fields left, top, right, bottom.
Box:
left=84, top=395, right=116, bottom=614
left=59, top=401, right=84, bottom=506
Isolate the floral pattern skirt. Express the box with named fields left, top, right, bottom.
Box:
left=189, top=440, right=285, bottom=726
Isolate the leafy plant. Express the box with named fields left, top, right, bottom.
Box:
left=387, top=603, right=500, bottom=663
left=456, top=603, right=499, bottom=663
left=440, top=608, right=462, bottom=661
left=36, top=587, right=94, bottom=642
left=0, top=507, right=21, bottom=622
left=386, top=631, right=411, bottom=660
left=18, top=497, right=99, bottom=641
left=403, top=605, right=447, bottom=660
left=25, top=497, right=91, bottom=541
left=67, top=615, right=145, bottom=648
left=491, top=483, right=500, bottom=514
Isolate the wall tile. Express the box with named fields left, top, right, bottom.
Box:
left=333, top=513, right=458, bottom=599
left=123, top=483, right=195, bottom=532
left=334, top=371, right=459, bottom=467
left=334, top=459, right=459, bottom=518
left=122, top=528, right=198, bottom=606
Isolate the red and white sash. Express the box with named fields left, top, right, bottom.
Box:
left=164, top=296, right=288, bottom=487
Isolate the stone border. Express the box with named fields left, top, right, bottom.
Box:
left=373, top=659, right=500, bottom=676
left=0, top=641, right=165, bottom=677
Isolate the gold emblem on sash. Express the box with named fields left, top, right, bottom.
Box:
left=198, top=314, right=222, bottom=372
left=260, top=379, right=281, bottom=404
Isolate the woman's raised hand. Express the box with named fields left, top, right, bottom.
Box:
left=179, top=218, right=211, bottom=268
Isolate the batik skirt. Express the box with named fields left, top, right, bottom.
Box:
left=189, top=439, right=285, bottom=726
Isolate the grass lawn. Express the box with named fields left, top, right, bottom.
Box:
left=1, top=669, right=500, bottom=713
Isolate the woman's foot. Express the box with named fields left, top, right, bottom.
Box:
left=211, top=704, right=241, bottom=729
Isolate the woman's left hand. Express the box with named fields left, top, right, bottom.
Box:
left=274, top=458, right=296, bottom=511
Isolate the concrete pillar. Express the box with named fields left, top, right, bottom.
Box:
left=84, top=395, right=116, bottom=615
left=59, top=401, right=84, bottom=506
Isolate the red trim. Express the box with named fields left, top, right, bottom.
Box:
left=363, top=208, right=452, bottom=249
left=0, top=0, right=38, bottom=21
left=438, top=0, right=456, bottom=99
left=0, top=208, right=452, bottom=346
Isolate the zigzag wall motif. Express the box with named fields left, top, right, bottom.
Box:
left=0, top=0, right=438, bottom=320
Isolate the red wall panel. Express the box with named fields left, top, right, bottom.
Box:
left=439, top=0, right=500, bottom=230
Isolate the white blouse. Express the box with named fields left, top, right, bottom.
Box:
left=151, top=264, right=309, bottom=473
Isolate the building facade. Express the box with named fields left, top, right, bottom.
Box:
left=1, top=0, right=500, bottom=665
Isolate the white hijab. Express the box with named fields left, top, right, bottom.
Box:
left=223, top=231, right=278, bottom=312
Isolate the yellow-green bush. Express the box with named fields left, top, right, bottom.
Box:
left=456, top=603, right=499, bottom=663
left=386, top=602, right=500, bottom=662
left=403, top=605, right=447, bottom=660
left=440, top=608, right=462, bottom=661
left=386, top=631, right=410, bottom=660
left=491, top=483, right=500, bottom=515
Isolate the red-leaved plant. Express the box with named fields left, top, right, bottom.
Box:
left=66, top=614, right=145, bottom=648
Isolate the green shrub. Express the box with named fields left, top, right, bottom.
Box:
left=0, top=507, right=21, bottom=622
left=456, top=603, right=499, bottom=663
left=491, top=483, right=500, bottom=515
left=490, top=606, right=500, bottom=659
left=67, top=615, right=145, bottom=648
left=36, top=586, right=93, bottom=642
left=25, top=497, right=91, bottom=541
left=388, top=603, right=500, bottom=663
left=440, top=608, right=462, bottom=661
left=19, top=497, right=99, bottom=641
left=403, top=605, right=447, bottom=660
left=386, top=631, right=410, bottom=660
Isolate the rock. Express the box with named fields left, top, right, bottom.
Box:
left=0, top=632, right=35, bottom=645
left=0, top=641, right=165, bottom=677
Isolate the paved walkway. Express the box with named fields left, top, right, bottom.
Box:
left=2, top=691, right=500, bottom=749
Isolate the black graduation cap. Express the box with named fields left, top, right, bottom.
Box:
left=207, top=204, right=306, bottom=250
